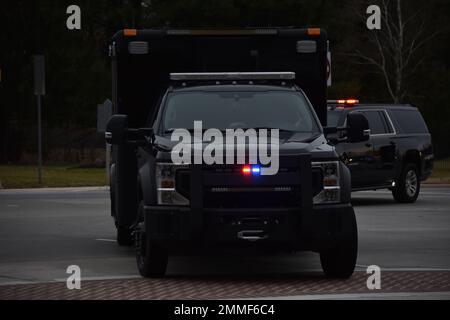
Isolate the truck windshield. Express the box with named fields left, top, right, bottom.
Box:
left=162, top=91, right=321, bottom=135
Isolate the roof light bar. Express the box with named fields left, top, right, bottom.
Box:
left=328, top=99, right=360, bottom=105
left=170, top=72, right=296, bottom=81
left=167, top=29, right=278, bottom=36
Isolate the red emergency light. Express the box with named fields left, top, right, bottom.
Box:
left=242, top=166, right=252, bottom=175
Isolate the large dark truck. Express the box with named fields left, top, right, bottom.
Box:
left=105, top=28, right=370, bottom=278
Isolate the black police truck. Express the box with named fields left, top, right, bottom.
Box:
left=105, top=28, right=370, bottom=278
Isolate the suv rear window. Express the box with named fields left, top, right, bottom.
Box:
left=390, top=109, right=429, bottom=134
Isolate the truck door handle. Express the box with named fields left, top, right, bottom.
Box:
left=237, top=230, right=268, bottom=242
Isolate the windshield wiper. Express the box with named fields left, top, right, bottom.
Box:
left=164, top=127, right=299, bottom=134
left=241, top=127, right=295, bottom=133
left=164, top=128, right=226, bottom=134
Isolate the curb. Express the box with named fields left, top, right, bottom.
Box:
left=0, top=186, right=109, bottom=194
left=422, top=183, right=450, bottom=188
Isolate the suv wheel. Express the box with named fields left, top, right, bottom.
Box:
left=392, top=163, right=420, bottom=203
left=135, top=201, right=168, bottom=278
left=320, top=211, right=358, bottom=279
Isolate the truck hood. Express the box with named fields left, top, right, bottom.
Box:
left=153, top=133, right=337, bottom=161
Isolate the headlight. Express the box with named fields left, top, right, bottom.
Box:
left=155, top=163, right=189, bottom=206
left=312, top=161, right=340, bottom=204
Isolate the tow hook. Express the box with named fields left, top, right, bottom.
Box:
left=237, top=230, right=268, bottom=242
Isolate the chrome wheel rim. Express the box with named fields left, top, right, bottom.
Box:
left=405, top=170, right=418, bottom=197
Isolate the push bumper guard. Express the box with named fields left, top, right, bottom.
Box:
left=144, top=154, right=355, bottom=251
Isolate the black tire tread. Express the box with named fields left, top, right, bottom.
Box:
left=320, top=211, right=358, bottom=279
left=135, top=201, right=168, bottom=278
left=392, top=163, right=420, bottom=203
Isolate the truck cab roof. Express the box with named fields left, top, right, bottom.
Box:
left=111, top=27, right=329, bottom=128
left=169, top=84, right=298, bottom=93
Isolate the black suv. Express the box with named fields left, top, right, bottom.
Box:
left=327, top=100, right=434, bottom=203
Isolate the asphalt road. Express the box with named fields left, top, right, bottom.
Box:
left=0, top=186, right=449, bottom=292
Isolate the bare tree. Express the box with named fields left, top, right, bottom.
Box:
left=351, top=0, right=437, bottom=103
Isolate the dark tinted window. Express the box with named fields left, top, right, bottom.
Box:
left=163, top=91, right=320, bottom=133
left=380, top=111, right=395, bottom=133
left=362, top=111, right=388, bottom=135
left=390, top=109, right=429, bottom=134
left=327, top=109, right=345, bottom=127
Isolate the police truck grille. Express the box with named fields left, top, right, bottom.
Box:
left=176, top=167, right=324, bottom=209
left=204, top=186, right=302, bottom=208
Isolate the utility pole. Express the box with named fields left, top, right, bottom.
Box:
left=33, top=55, right=46, bottom=184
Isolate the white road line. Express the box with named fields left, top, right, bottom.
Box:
left=354, top=191, right=450, bottom=196
left=95, top=239, right=116, bottom=242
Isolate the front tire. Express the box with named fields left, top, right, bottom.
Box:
left=392, top=163, right=420, bottom=203
left=135, top=201, right=168, bottom=278
left=117, top=226, right=134, bottom=246
left=320, top=211, right=358, bottom=279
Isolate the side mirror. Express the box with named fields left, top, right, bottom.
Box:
left=346, top=112, right=370, bottom=143
left=323, top=126, right=340, bottom=145
left=105, top=115, right=128, bottom=145
left=105, top=114, right=155, bottom=146
left=323, top=127, right=338, bottom=135
left=131, top=127, right=155, bottom=146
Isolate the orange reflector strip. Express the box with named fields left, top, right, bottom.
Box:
left=123, top=29, right=137, bottom=37
left=307, top=28, right=321, bottom=36
left=323, top=178, right=339, bottom=187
